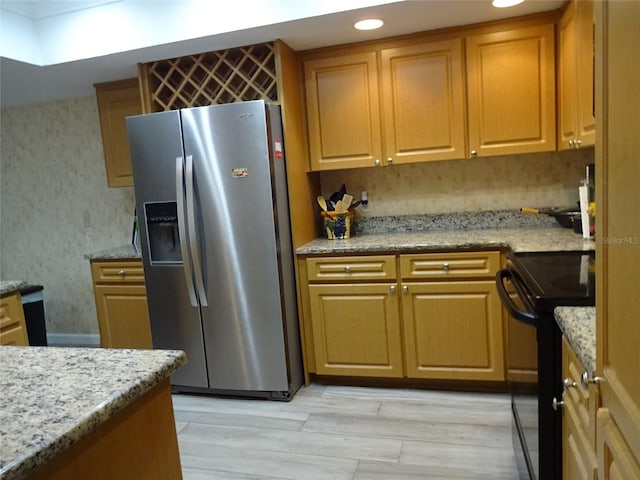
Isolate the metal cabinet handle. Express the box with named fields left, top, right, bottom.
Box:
left=581, top=371, right=603, bottom=389
left=574, top=139, right=582, bottom=148
left=563, top=378, right=577, bottom=390
left=552, top=397, right=564, bottom=411
left=442, top=262, right=450, bottom=271
left=390, top=285, right=396, bottom=293
left=470, top=150, right=477, bottom=157
left=118, top=269, right=125, bottom=277
left=386, top=157, right=393, bottom=165
left=344, top=266, right=351, bottom=273
left=569, top=139, right=575, bottom=147
left=402, top=285, right=409, bottom=294
left=374, top=159, right=381, bottom=166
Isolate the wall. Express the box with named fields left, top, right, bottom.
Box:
left=0, top=95, right=594, bottom=340
left=0, top=96, right=134, bottom=341
left=320, top=148, right=594, bottom=217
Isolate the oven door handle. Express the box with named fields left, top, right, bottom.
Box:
left=496, top=267, right=540, bottom=326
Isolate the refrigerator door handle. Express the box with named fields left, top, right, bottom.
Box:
left=185, top=155, right=209, bottom=307
left=176, top=156, right=198, bottom=307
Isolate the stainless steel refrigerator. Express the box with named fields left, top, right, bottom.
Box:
left=126, top=100, right=302, bottom=400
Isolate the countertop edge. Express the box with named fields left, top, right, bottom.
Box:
left=1, top=348, right=186, bottom=480
left=554, top=306, right=596, bottom=375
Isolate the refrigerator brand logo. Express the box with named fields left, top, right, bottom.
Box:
left=239, top=113, right=254, bottom=119
left=231, top=167, right=248, bottom=178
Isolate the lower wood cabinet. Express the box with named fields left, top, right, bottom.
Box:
left=90, top=259, right=152, bottom=349
left=562, top=336, right=598, bottom=480
left=0, top=290, right=29, bottom=346
left=300, top=251, right=505, bottom=383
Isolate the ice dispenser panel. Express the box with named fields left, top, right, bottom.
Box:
left=144, top=202, right=182, bottom=264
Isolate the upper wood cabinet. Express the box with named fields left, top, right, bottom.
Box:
left=558, top=0, right=595, bottom=150
left=95, top=78, right=143, bottom=187
left=302, top=38, right=466, bottom=171
left=380, top=39, right=466, bottom=165
left=303, top=52, right=382, bottom=170
left=301, top=16, right=558, bottom=171
left=466, top=24, right=556, bottom=157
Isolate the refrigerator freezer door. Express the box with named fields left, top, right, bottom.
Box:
left=181, top=101, right=290, bottom=392
left=127, top=110, right=209, bottom=389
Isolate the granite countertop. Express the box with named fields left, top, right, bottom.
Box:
left=85, top=243, right=141, bottom=260
left=555, top=307, right=596, bottom=375
left=0, top=346, right=186, bottom=480
left=296, top=227, right=595, bottom=255
left=0, top=281, right=26, bottom=296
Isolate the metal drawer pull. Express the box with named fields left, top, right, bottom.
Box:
left=390, top=285, right=396, bottom=293
left=581, top=371, right=603, bottom=389
left=442, top=262, right=450, bottom=271
left=563, top=378, right=577, bottom=390
left=344, top=266, right=351, bottom=273
left=118, top=270, right=126, bottom=277
left=552, top=397, right=564, bottom=411
left=402, top=285, right=408, bottom=294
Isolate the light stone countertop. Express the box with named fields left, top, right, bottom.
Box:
left=0, top=346, right=186, bottom=480
left=84, top=243, right=141, bottom=260
left=0, top=281, right=26, bottom=296
left=296, top=227, right=595, bottom=255
left=555, top=307, right=596, bottom=375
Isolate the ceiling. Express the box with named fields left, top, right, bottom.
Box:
left=0, top=0, right=564, bottom=108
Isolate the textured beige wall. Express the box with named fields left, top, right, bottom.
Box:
left=320, top=148, right=594, bottom=216
left=1, top=96, right=134, bottom=337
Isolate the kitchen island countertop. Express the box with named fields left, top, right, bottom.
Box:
left=555, top=306, right=596, bottom=375
left=0, top=346, right=186, bottom=480
left=296, top=227, right=595, bottom=255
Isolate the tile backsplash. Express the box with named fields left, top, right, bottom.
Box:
left=1, top=96, right=134, bottom=339
left=320, top=148, right=594, bottom=217
left=1, top=94, right=594, bottom=339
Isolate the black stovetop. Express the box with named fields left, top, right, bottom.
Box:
left=508, top=250, right=595, bottom=312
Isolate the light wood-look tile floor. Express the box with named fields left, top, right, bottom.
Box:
left=172, top=384, right=519, bottom=479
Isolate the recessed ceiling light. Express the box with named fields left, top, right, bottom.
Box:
left=354, top=18, right=384, bottom=31
left=492, top=0, right=525, bottom=7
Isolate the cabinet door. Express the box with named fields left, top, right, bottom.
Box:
left=94, top=284, right=152, bottom=349
left=402, top=280, right=504, bottom=381
left=575, top=0, right=595, bottom=147
left=380, top=38, right=466, bottom=164
left=466, top=24, right=556, bottom=157
left=595, top=0, right=640, bottom=472
left=562, top=337, right=598, bottom=480
left=558, top=0, right=595, bottom=150
left=558, top=1, right=580, bottom=150
left=0, top=292, right=29, bottom=346
left=308, top=283, right=402, bottom=377
left=303, top=52, right=382, bottom=170
left=95, top=78, right=142, bottom=187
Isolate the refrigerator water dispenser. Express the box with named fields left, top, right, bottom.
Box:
left=144, top=201, right=182, bottom=264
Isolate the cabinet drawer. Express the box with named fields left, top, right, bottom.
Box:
left=306, top=256, right=396, bottom=282
left=400, top=251, right=500, bottom=280
left=91, top=260, right=145, bottom=284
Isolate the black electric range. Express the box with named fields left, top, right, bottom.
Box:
left=496, top=250, right=595, bottom=480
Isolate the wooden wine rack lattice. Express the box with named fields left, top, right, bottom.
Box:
left=140, top=42, right=278, bottom=112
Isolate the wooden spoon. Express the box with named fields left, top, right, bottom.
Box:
left=317, top=195, right=328, bottom=212
left=342, top=193, right=354, bottom=210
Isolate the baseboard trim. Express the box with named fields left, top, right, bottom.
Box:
left=47, top=333, right=100, bottom=347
